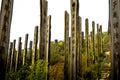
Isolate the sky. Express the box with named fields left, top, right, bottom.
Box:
left=0, top=0, right=109, bottom=43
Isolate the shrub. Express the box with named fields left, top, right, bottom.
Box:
left=30, top=60, right=48, bottom=80
left=5, top=71, right=18, bottom=80
left=6, top=59, right=48, bottom=80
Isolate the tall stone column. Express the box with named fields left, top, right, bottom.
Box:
left=70, top=0, right=79, bottom=80
left=69, top=37, right=72, bottom=80
left=23, top=34, right=28, bottom=65
left=46, top=15, right=51, bottom=63
left=0, top=0, right=14, bottom=79
left=10, top=40, right=16, bottom=71
left=85, top=18, right=89, bottom=67
left=76, top=16, right=82, bottom=78
left=90, top=31, right=93, bottom=63
left=32, top=26, right=38, bottom=65
left=79, top=17, right=82, bottom=77
left=29, top=41, right=33, bottom=65
left=46, top=15, right=51, bottom=80
left=6, top=42, right=13, bottom=72
left=39, top=0, right=48, bottom=60
left=96, top=24, right=100, bottom=79
left=81, top=32, right=84, bottom=54
left=110, top=0, right=120, bottom=79
left=64, top=11, right=69, bottom=80
left=92, top=21, right=95, bottom=63
left=15, top=37, right=22, bottom=71
left=99, top=25, right=103, bottom=54
left=96, top=24, right=100, bottom=60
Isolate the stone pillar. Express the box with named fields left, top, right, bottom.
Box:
left=81, top=32, right=84, bottom=54
left=23, top=34, right=28, bottom=65
left=99, top=25, right=103, bottom=54
left=15, top=37, right=22, bottom=71
left=96, top=24, right=100, bottom=79
left=39, top=0, right=48, bottom=59
left=110, top=0, right=120, bottom=79
left=69, top=37, right=72, bottom=80
left=79, top=17, right=82, bottom=77
left=46, top=15, right=51, bottom=62
left=90, top=31, right=93, bottom=63
left=76, top=16, right=82, bottom=78
left=64, top=11, right=69, bottom=80
left=32, top=26, right=38, bottom=65
left=80, top=32, right=84, bottom=76
left=46, top=15, right=51, bottom=80
left=85, top=18, right=89, bottom=67
left=0, top=0, right=14, bottom=79
left=96, top=24, right=100, bottom=59
left=6, top=42, right=13, bottom=72
left=70, top=0, right=79, bottom=79
left=29, top=41, right=33, bottom=65
left=10, top=40, right=16, bottom=71
left=92, top=21, right=95, bottom=63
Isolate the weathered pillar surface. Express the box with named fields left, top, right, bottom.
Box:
left=77, top=16, right=82, bottom=78
left=23, top=33, right=28, bottom=65
left=96, top=24, right=100, bottom=79
left=46, top=15, right=51, bottom=62
left=85, top=18, right=89, bottom=67
left=39, top=0, right=44, bottom=59
left=0, top=0, right=14, bottom=79
left=29, top=41, right=33, bottom=65
left=92, top=21, right=95, bottom=63
left=6, top=42, right=13, bottom=72
left=69, top=37, right=72, bottom=80
left=46, top=15, right=51, bottom=80
left=15, top=37, right=22, bottom=71
left=90, top=31, right=93, bottom=63
left=39, top=0, right=48, bottom=59
left=79, top=17, right=82, bottom=76
left=99, top=25, right=103, bottom=53
left=64, top=11, right=69, bottom=80
left=70, top=0, right=79, bottom=80
left=81, top=32, right=84, bottom=53
left=96, top=24, right=100, bottom=59
left=81, top=31, right=84, bottom=75
left=110, top=0, right=120, bottom=79
left=32, top=26, right=38, bottom=65
left=10, top=40, right=16, bottom=71
left=39, top=1, right=49, bottom=79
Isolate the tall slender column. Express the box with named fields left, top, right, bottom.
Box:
left=39, top=0, right=48, bottom=59
left=32, top=26, right=38, bottom=65
left=70, top=0, right=79, bottom=79
left=110, top=0, right=120, bottom=79
left=92, top=21, right=95, bottom=63
left=23, top=34, right=28, bottom=65
left=85, top=18, right=89, bottom=67
left=10, top=40, right=16, bottom=71
left=0, top=0, right=14, bottom=79
left=64, top=11, right=69, bottom=80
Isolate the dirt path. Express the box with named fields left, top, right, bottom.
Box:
left=49, top=58, right=64, bottom=80
left=100, top=51, right=111, bottom=80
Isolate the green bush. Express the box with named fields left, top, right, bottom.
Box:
left=6, top=71, right=18, bottom=80
left=6, top=60, right=48, bottom=80
left=82, top=64, right=98, bottom=80
left=29, top=60, right=48, bottom=80
left=18, top=65, right=31, bottom=80
left=50, top=41, right=64, bottom=65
